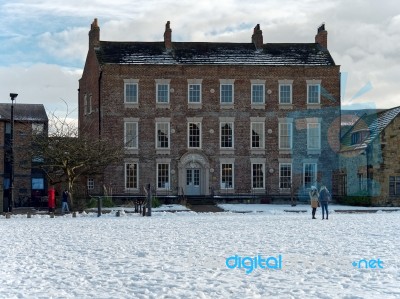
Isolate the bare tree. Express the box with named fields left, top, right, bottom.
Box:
left=32, top=108, right=124, bottom=210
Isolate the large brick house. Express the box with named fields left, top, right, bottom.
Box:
left=0, top=103, right=48, bottom=211
left=79, top=19, right=341, bottom=201
left=339, top=106, right=400, bottom=205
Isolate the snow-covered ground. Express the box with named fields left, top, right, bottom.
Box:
left=0, top=205, right=399, bottom=299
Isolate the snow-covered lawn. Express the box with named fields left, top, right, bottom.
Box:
left=0, top=206, right=399, bottom=298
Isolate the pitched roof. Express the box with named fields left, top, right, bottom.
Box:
left=0, top=104, right=48, bottom=122
left=341, top=106, right=400, bottom=150
left=95, top=41, right=335, bottom=66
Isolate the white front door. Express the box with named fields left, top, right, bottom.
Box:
left=186, top=168, right=200, bottom=195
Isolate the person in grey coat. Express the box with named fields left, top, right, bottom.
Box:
left=319, top=185, right=331, bottom=220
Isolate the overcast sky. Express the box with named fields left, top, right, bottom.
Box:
left=0, top=0, right=399, bottom=120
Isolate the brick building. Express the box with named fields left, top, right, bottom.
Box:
left=79, top=19, right=341, bottom=201
left=0, top=103, right=48, bottom=211
left=339, top=106, right=400, bottom=205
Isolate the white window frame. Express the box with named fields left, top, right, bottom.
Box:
left=307, top=84, right=320, bottom=104
left=124, top=81, right=138, bottom=104
left=220, top=163, right=234, bottom=189
left=156, top=122, right=170, bottom=149
left=188, top=83, right=202, bottom=103
left=279, top=84, right=292, bottom=104
left=251, top=84, right=265, bottom=104
left=252, top=163, right=265, bottom=189
left=251, top=122, right=265, bottom=149
left=307, top=123, right=321, bottom=150
left=125, top=163, right=138, bottom=190
left=157, top=163, right=170, bottom=190
left=83, top=94, right=87, bottom=115
left=220, top=83, right=234, bottom=104
left=220, top=122, right=234, bottom=149
left=156, top=83, right=170, bottom=104
left=279, top=163, right=292, bottom=189
left=279, top=122, right=292, bottom=150
left=188, top=122, right=202, bottom=149
left=303, top=163, right=317, bottom=189
left=87, top=178, right=94, bottom=190
left=124, top=122, right=138, bottom=149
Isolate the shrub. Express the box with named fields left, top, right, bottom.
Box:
left=152, top=197, right=162, bottom=208
left=340, top=196, right=372, bottom=206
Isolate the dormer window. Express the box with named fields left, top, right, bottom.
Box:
left=351, top=130, right=369, bottom=145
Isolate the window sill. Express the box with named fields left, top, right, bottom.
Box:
left=307, top=149, right=321, bottom=155
left=188, top=103, right=202, bottom=109
left=220, top=149, right=235, bottom=155
left=279, top=104, right=293, bottom=110
left=220, top=104, right=234, bottom=109
left=251, top=149, right=266, bottom=155
left=156, top=149, right=171, bottom=155
left=279, top=149, right=292, bottom=155
left=307, top=104, right=321, bottom=109
left=156, top=103, right=170, bottom=109
left=125, top=149, right=139, bottom=155
left=124, top=103, right=139, bottom=109
left=251, top=104, right=265, bottom=110
left=279, top=188, right=291, bottom=194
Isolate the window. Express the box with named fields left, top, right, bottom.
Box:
left=125, top=122, right=138, bottom=148
left=188, top=122, right=201, bottom=148
left=389, top=176, right=400, bottom=196
left=221, top=163, right=234, bottom=189
left=307, top=123, right=321, bottom=149
left=279, top=163, right=292, bottom=189
left=351, top=130, right=369, bottom=145
left=87, top=178, right=94, bottom=190
left=307, top=84, right=320, bottom=104
left=83, top=94, right=87, bottom=115
left=279, top=84, right=292, bottom=104
left=358, top=173, right=365, bottom=191
left=32, top=178, right=44, bottom=189
left=303, top=163, right=317, bottom=188
left=279, top=123, right=292, bottom=149
left=88, top=95, right=92, bottom=114
left=125, top=163, right=138, bottom=189
left=157, top=163, right=170, bottom=189
left=124, top=83, right=138, bottom=103
left=188, top=84, right=201, bottom=103
left=252, top=163, right=264, bottom=189
left=220, top=122, right=233, bottom=148
left=32, top=123, right=44, bottom=135
left=156, top=122, right=170, bottom=149
left=251, top=122, right=264, bottom=149
left=157, top=84, right=169, bottom=103
left=251, top=84, right=264, bottom=104
left=220, top=84, right=234, bottom=104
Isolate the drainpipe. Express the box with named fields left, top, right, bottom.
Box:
left=98, top=70, right=103, bottom=138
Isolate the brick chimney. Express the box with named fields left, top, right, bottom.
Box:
left=89, top=18, right=100, bottom=48
left=252, top=24, right=263, bottom=50
left=315, top=23, right=327, bottom=49
left=164, top=21, right=172, bottom=50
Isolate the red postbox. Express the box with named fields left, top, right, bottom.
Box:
left=48, top=188, right=55, bottom=212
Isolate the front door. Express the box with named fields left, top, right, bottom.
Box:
left=186, top=168, right=200, bottom=195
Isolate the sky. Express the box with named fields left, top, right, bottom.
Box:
left=0, top=0, right=399, bottom=120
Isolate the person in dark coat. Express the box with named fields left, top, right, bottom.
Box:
left=61, top=190, right=70, bottom=214
left=319, top=185, right=331, bottom=220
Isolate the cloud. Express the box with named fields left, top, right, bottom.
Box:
left=0, top=64, right=81, bottom=119
left=0, top=0, right=399, bottom=120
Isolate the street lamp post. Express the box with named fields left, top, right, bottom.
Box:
left=9, top=93, right=18, bottom=213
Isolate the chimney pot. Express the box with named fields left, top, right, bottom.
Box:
left=164, top=21, right=172, bottom=50
left=252, top=24, right=263, bottom=50
left=315, top=23, right=327, bottom=49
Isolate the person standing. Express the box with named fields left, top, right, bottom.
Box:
left=61, top=190, right=70, bottom=214
left=309, top=186, right=319, bottom=219
left=319, top=185, right=331, bottom=220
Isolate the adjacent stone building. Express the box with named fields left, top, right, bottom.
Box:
left=79, top=19, right=341, bottom=201
left=339, top=106, right=400, bottom=205
left=0, top=103, right=48, bottom=211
